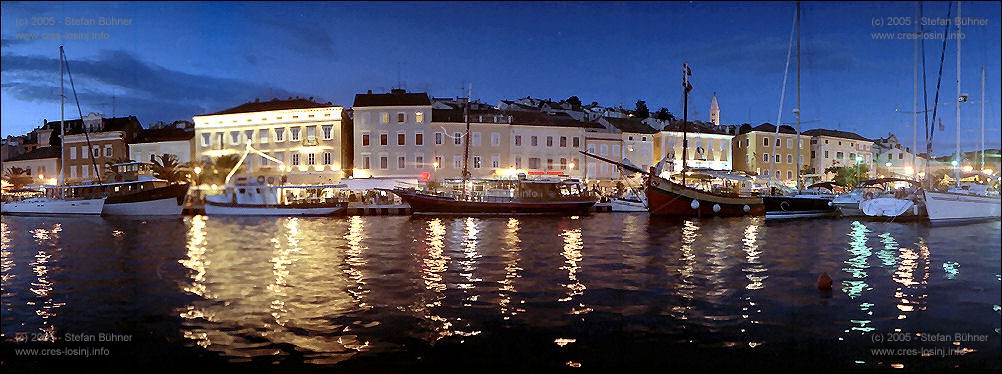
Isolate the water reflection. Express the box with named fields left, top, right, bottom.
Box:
left=672, top=219, right=700, bottom=320
left=498, top=218, right=524, bottom=319
left=559, top=225, right=588, bottom=316
left=418, top=218, right=451, bottom=339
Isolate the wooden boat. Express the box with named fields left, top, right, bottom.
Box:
left=382, top=178, right=596, bottom=215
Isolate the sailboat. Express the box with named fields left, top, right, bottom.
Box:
left=384, top=91, right=597, bottom=215
left=636, top=63, right=764, bottom=217
left=2, top=46, right=106, bottom=216
left=923, top=2, right=1001, bottom=224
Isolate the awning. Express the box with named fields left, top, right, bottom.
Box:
left=340, top=178, right=419, bottom=191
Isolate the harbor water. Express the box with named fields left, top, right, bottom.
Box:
left=1, top=214, right=999, bottom=372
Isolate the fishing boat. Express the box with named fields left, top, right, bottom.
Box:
left=382, top=90, right=596, bottom=215
left=641, top=63, right=763, bottom=217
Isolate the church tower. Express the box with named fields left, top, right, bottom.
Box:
left=709, top=92, right=720, bottom=126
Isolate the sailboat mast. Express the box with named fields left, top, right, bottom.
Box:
left=912, top=2, right=919, bottom=180
left=954, top=1, right=962, bottom=188
left=59, top=46, right=65, bottom=185
left=461, top=83, right=472, bottom=200
left=980, top=66, right=984, bottom=172
left=795, top=1, right=802, bottom=191
left=682, top=63, right=689, bottom=186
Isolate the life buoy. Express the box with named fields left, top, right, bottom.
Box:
left=267, top=176, right=276, bottom=185
left=779, top=200, right=790, bottom=211
left=257, top=175, right=266, bottom=184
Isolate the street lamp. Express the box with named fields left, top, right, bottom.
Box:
left=855, top=156, right=864, bottom=183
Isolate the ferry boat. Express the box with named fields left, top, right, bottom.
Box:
left=383, top=177, right=596, bottom=215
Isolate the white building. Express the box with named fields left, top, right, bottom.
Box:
left=802, top=128, right=873, bottom=180
left=350, top=89, right=432, bottom=179
left=873, top=133, right=927, bottom=178
left=193, top=98, right=344, bottom=185
left=1, top=146, right=60, bottom=186
left=130, top=126, right=195, bottom=164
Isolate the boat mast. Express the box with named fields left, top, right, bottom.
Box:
left=954, top=1, right=961, bottom=188
left=980, top=66, right=985, bottom=173
left=912, top=1, right=919, bottom=181
left=59, top=46, right=65, bottom=185
left=461, top=83, right=472, bottom=200
left=795, top=1, right=802, bottom=191
left=682, top=63, right=690, bottom=186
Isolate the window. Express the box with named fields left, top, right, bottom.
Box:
left=825, top=151, right=829, bottom=158
left=230, top=131, right=241, bottom=145
left=531, top=136, right=538, bottom=147
left=560, top=158, right=567, bottom=170
left=322, top=125, right=333, bottom=140
left=70, top=147, right=76, bottom=160
left=307, top=153, right=316, bottom=165
left=763, top=137, right=769, bottom=146
left=292, top=153, right=301, bottom=166
left=546, top=136, right=553, bottom=147
left=849, top=153, right=856, bottom=160
left=104, top=145, right=113, bottom=157
left=787, top=170, right=793, bottom=179
left=787, top=139, right=793, bottom=148
left=274, top=128, right=285, bottom=142
left=836, top=151, right=844, bottom=159
left=547, top=158, right=554, bottom=170
left=380, top=133, right=388, bottom=146
left=744, top=139, right=749, bottom=147
left=305, top=126, right=316, bottom=141
left=642, top=136, right=648, bottom=142
left=514, top=135, right=522, bottom=146
left=898, top=153, right=903, bottom=160
left=397, top=112, right=406, bottom=123
left=787, top=154, right=793, bottom=164
left=259, top=129, right=269, bottom=143
left=454, top=132, right=462, bottom=145
left=398, top=156, right=406, bottom=169
left=435, top=132, right=444, bottom=145
left=434, top=156, right=443, bottom=169
left=515, top=157, right=522, bottom=169
left=775, top=170, right=781, bottom=179
left=362, top=133, right=371, bottom=146
left=244, top=130, right=254, bottom=144
left=381, top=112, right=389, bottom=124
left=472, top=132, right=481, bottom=147
left=529, top=157, right=541, bottom=169
left=573, top=137, right=580, bottom=148
left=415, top=112, right=424, bottom=124
left=201, top=133, right=211, bottom=147
left=628, top=136, right=634, bottom=141
left=453, top=156, right=463, bottom=169
left=398, top=133, right=406, bottom=146
left=380, top=156, right=388, bottom=169
left=571, top=158, right=579, bottom=170
left=560, top=136, right=567, bottom=147
left=362, top=155, right=371, bottom=169
left=70, top=166, right=77, bottom=179
left=491, top=132, right=500, bottom=147
left=415, top=155, right=424, bottom=167
left=491, top=155, right=500, bottom=169
left=473, top=156, right=482, bottom=169
left=323, top=152, right=332, bottom=165
left=291, top=127, right=301, bottom=141
left=811, top=151, right=817, bottom=158
left=415, top=133, right=424, bottom=146
left=763, top=154, right=770, bottom=162
left=775, top=154, right=781, bottom=163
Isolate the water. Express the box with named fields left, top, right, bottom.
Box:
left=1, top=214, right=999, bottom=372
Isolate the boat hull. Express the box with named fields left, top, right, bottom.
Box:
left=763, top=195, right=836, bottom=220
left=924, top=191, right=1001, bottom=224
left=204, top=201, right=346, bottom=216
left=1, top=197, right=106, bottom=216
left=103, top=183, right=190, bottom=216
left=645, top=176, right=764, bottom=217
left=392, top=191, right=595, bottom=215
left=609, top=198, right=648, bottom=212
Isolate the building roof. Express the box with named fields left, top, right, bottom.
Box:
left=133, top=127, right=195, bottom=144
left=4, top=146, right=60, bottom=162
left=509, top=111, right=605, bottom=129
left=205, top=98, right=335, bottom=116
left=48, top=116, right=143, bottom=136
left=353, top=89, right=431, bottom=107
left=735, top=123, right=798, bottom=135
left=604, top=117, right=658, bottom=134
left=663, top=121, right=730, bottom=135
left=801, top=128, right=871, bottom=142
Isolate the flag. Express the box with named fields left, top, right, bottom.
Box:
left=682, top=64, right=693, bottom=92
left=938, top=118, right=944, bottom=132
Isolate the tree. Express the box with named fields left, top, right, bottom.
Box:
left=566, top=96, right=582, bottom=108
left=653, top=107, right=675, bottom=122
left=150, top=153, right=187, bottom=184
left=208, top=154, right=243, bottom=184
left=634, top=100, right=650, bottom=119
left=2, top=167, right=33, bottom=188
left=102, top=157, right=134, bottom=180
left=824, top=163, right=870, bottom=186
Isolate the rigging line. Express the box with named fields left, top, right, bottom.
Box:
left=769, top=5, right=797, bottom=190
left=927, top=1, right=953, bottom=168
left=920, top=2, right=932, bottom=187
left=62, top=48, right=102, bottom=182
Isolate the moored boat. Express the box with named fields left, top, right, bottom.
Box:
left=100, top=162, right=190, bottom=216
left=205, top=181, right=347, bottom=216
left=383, top=178, right=596, bottom=215
left=924, top=189, right=1001, bottom=225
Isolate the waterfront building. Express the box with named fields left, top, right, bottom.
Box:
left=872, top=132, right=927, bottom=179
left=1, top=146, right=60, bottom=186
left=193, top=98, right=344, bottom=185
left=802, top=128, right=873, bottom=182
left=129, top=122, right=195, bottom=165
left=731, top=123, right=802, bottom=184
left=429, top=98, right=512, bottom=180
left=508, top=110, right=603, bottom=180
left=583, top=130, right=623, bottom=190
left=56, top=113, right=143, bottom=184
left=350, top=89, right=431, bottom=180
left=601, top=117, right=658, bottom=173
left=657, top=121, right=735, bottom=174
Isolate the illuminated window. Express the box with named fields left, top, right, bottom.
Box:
left=415, top=112, right=424, bottom=124
left=434, top=156, right=442, bottom=169
left=70, top=147, right=77, bottom=160
left=547, top=158, right=554, bottom=170
left=560, top=158, right=567, bottom=170
left=381, top=112, right=389, bottom=124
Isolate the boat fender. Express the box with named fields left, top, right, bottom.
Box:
left=690, top=200, right=700, bottom=210
left=257, top=175, right=266, bottom=184
left=864, top=191, right=874, bottom=200
left=828, top=201, right=833, bottom=206
left=817, top=272, right=833, bottom=290
left=743, top=205, right=750, bottom=213
left=712, top=204, right=721, bottom=213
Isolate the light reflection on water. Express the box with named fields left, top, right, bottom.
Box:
left=1, top=215, right=999, bottom=371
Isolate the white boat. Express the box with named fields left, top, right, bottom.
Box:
left=205, top=182, right=346, bottom=216
left=833, top=178, right=920, bottom=217
left=924, top=190, right=1001, bottom=224
left=609, top=188, right=648, bottom=212
left=100, top=162, right=190, bottom=216
left=1, top=192, right=105, bottom=216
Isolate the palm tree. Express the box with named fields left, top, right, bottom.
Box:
left=212, top=154, right=242, bottom=182
left=150, top=153, right=187, bottom=184
left=102, top=156, right=134, bottom=180
left=2, top=167, right=33, bottom=188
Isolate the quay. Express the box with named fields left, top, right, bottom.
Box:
left=181, top=202, right=614, bottom=216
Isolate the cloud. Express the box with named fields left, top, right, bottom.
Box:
left=1, top=49, right=301, bottom=122
left=685, top=35, right=859, bottom=75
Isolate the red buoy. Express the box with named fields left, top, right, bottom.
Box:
left=817, top=272, right=833, bottom=290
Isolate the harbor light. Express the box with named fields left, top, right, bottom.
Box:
left=194, top=166, right=202, bottom=175
left=962, top=165, right=973, bottom=173
left=905, top=166, right=914, bottom=175
left=983, top=168, right=994, bottom=175
left=951, top=160, right=959, bottom=167
left=884, top=162, right=892, bottom=167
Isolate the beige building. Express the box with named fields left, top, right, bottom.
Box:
left=656, top=121, right=735, bottom=175
left=429, top=99, right=513, bottom=180
left=2, top=146, right=61, bottom=186
left=193, top=98, right=344, bottom=185
left=802, top=129, right=873, bottom=181
left=350, top=89, right=431, bottom=179
left=130, top=126, right=195, bottom=165
left=508, top=111, right=601, bottom=180
left=56, top=113, right=142, bottom=184
left=873, top=133, right=927, bottom=178
left=731, top=123, right=806, bottom=184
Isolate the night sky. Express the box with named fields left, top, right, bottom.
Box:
left=2, top=1, right=1000, bottom=155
